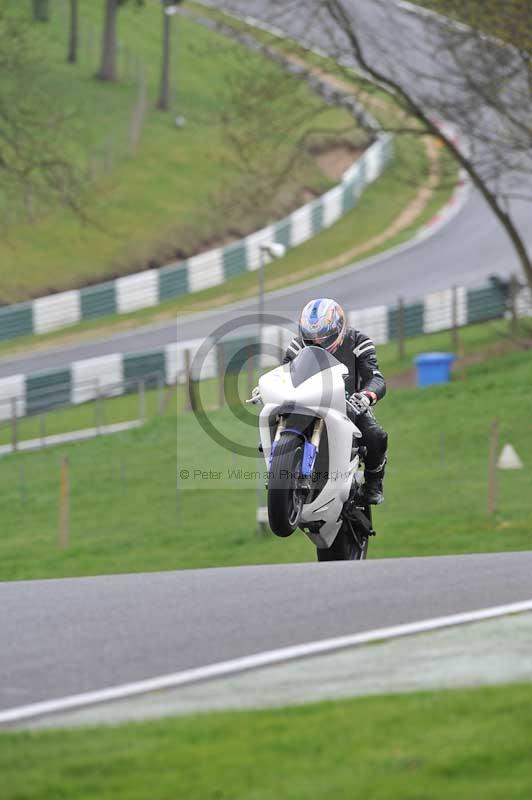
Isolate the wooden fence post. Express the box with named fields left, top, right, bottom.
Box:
left=10, top=397, right=17, bottom=453
left=95, top=380, right=103, bottom=434
left=451, top=284, right=460, bottom=353
left=138, top=379, right=146, bottom=423
left=40, top=414, right=47, bottom=449
left=247, top=343, right=255, bottom=398
left=487, top=418, right=499, bottom=515
left=184, top=348, right=200, bottom=413
left=509, top=274, right=519, bottom=338
left=451, top=285, right=466, bottom=380
left=58, top=456, right=70, bottom=550
left=398, top=297, right=406, bottom=360
left=217, top=343, right=225, bottom=409
left=161, top=380, right=178, bottom=414
left=157, top=373, right=165, bottom=414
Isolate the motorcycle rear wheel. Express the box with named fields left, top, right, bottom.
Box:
left=316, top=517, right=369, bottom=562
left=267, top=432, right=304, bottom=538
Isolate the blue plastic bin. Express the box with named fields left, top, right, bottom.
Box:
left=414, top=352, right=455, bottom=387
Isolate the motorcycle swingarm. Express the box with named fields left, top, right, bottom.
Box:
left=343, top=505, right=376, bottom=538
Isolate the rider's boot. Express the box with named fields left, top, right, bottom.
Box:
left=363, top=460, right=386, bottom=505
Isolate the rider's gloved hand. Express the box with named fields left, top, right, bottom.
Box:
left=347, top=392, right=372, bottom=415
left=250, top=386, right=261, bottom=404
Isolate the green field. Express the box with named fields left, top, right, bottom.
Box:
left=0, top=318, right=530, bottom=582
left=2, top=682, right=532, bottom=799
left=0, top=0, right=358, bottom=302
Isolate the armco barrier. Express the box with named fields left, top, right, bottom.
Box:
left=1, top=279, right=529, bottom=422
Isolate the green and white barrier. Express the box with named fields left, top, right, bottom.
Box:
left=0, top=135, right=393, bottom=344
left=1, top=279, right=528, bottom=422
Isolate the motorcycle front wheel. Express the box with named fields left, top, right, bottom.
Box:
left=267, top=432, right=304, bottom=538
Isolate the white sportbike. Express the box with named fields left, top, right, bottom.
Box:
left=248, top=345, right=375, bottom=561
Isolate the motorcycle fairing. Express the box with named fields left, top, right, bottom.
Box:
left=258, top=356, right=361, bottom=548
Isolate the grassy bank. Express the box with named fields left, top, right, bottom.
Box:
left=0, top=0, right=459, bottom=355
left=0, top=319, right=530, bottom=582
left=2, top=682, right=532, bottom=799
left=0, top=136, right=457, bottom=362
left=0, top=0, right=354, bottom=302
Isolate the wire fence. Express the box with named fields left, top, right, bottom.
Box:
left=0, top=275, right=530, bottom=434
left=0, top=373, right=175, bottom=455
left=178, top=275, right=532, bottom=407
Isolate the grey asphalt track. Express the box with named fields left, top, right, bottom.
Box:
left=25, top=612, right=532, bottom=728
left=1, top=552, right=531, bottom=713
left=0, top=0, right=530, bottom=380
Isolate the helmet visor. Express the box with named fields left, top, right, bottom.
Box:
left=302, top=331, right=339, bottom=350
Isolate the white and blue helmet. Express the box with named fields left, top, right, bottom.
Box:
left=299, top=298, right=347, bottom=354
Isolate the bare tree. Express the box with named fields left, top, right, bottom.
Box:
left=96, top=0, right=143, bottom=82
left=0, top=4, right=83, bottom=226
left=32, top=0, right=49, bottom=23
left=96, top=0, right=119, bottom=81
left=67, top=0, right=79, bottom=64
left=213, top=30, right=368, bottom=232
left=255, top=0, right=532, bottom=288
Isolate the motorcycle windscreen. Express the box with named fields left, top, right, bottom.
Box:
left=289, top=345, right=342, bottom=388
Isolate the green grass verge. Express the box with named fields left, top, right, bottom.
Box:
left=2, top=683, right=532, bottom=799
left=0, top=385, right=165, bottom=447
left=0, top=318, right=531, bottom=582
left=0, top=0, right=353, bottom=302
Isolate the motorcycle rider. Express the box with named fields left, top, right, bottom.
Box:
left=283, top=297, right=388, bottom=505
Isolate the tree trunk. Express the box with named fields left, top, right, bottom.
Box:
left=67, top=0, right=79, bottom=64
left=96, top=0, right=119, bottom=82
left=157, top=6, right=172, bottom=110
left=32, top=0, right=50, bottom=22
left=323, top=0, right=532, bottom=292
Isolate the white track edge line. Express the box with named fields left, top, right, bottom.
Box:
left=2, top=598, right=532, bottom=725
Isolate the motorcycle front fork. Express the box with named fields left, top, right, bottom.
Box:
left=270, top=416, right=324, bottom=494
